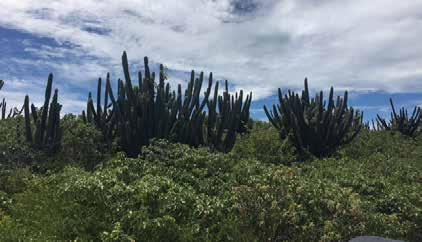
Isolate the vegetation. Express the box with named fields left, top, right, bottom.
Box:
left=0, top=80, right=4, bottom=118
left=0, top=122, right=421, bottom=241
left=83, top=52, right=251, bottom=157
left=83, top=74, right=116, bottom=148
left=0, top=98, right=6, bottom=119
left=375, top=98, right=421, bottom=137
left=24, top=73, right=63, bottom=154
left=0, top=80, right=23, bottom=120
left=264, top=79, right=363, bottom=158
left=0, top=53, right=421, bottom=241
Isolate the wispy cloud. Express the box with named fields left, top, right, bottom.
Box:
left=0, top=0, right=422, bottom=110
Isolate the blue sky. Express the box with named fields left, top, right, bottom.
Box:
left=0, top=0, right=422, bottom=121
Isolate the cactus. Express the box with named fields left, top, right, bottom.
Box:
left=0, top=98, right=5, bottom=119
left=207, top=80, right=252, bottom=152
left=170, top=70, right=212, bottom=147
left=89, top=52, right=252, bottom=157
left=0, top=81, right=24, bottom=120
left=109, top=53, right=185, bottom=157
left=0, top=80, right=4, bottom=119
left=24, top=74, right=62, bottom=154
left=264, top=78, right=363, bottom=158
left=375, top=98, right=421, bottom=137
left=83, top=75, right=117, bottom=146
left=0, top=100, right=23, bottom=120
left=7, top=106, right=23, bottom=119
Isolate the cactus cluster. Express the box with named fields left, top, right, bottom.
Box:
left=3, top=53, right=422, bottom=162
left=24, top=74, right=63, bottom=154
left=0, top=80, right=24, bottom=120
left=207, top=80, right=252, bottom=152
left=110, top=53, right=179, bottom=157
left=264, top=79, right=363, bottom=158
left=84, top=52, right=252, bottom=157
left=1, top=102, right=23, bottom=120
left=168, top=70, right=213, bottom=148
left=375, top=98, right=421, bottom=137
left=82, top=75, right=117, bottom=147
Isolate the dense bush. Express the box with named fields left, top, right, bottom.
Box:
left=0, top=117, right=41, bottom=168
left=231, top=121, right=299, bottom=165
left=0, top=130, right=420, bottom=241
left=0, top=115, right=110, bottom=171
left=56, top=114, right=111, bottom=170
left=337, top=129, right=422, bottom=161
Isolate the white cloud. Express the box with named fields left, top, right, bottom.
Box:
left=0, top=0, right=422, bottom=100
left=0, top=76, right=87, bottom=115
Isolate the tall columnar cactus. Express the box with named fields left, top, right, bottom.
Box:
left=264, top=79, right=363, bottom=158
left=83, top=74, right=117, bottom=146
left=0, top=98, right=5, bottom=119
left=0, top=80, right=4, bottom=119
left=375, top=98, right=421, bottom=137
left=107, top=52, right=184, bottom=157
left=92, top=51, right=252, bottom=157
left=170, top=70, right=213, bottom=147
left=207, top=80, right=252, bottom=152
left=24, top=74, right=62, bottom=154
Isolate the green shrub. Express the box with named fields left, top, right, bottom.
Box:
left=56, top=114, right=110, bottom=170
left=0, top=141, right=245, bottom=241
left=1, top=114, right=111, bottom=172
left=0, top=117, right=42, bottom=168
left=0, top=134, right=420, bottom=241
left=234, top=167, right=367, bottom=242
left=232, top=122, right=298, bottom=165
left=338, top=130, right=422, bottom=163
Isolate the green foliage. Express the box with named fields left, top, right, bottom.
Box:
left=0, top=115, right=109, bottom=171
left=232, top=121, right=298, bottom=165
left=55, top=114, right=111, bottom=170
left=0, top=117, right=41, bottom=168
left=337, top=130, right=422, bottom=161
left=0, top=141, right=249, bottom=241
left=375, top=98, right=421, bottom=137
left=24, top=74, right=63, bottom=154
left=0, top=133, right=420, bottom=241
left=1, top=57, right=422, bottom=241
left=264, top=78, right=363, bottom=158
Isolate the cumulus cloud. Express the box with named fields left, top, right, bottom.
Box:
left=0, top=0, right=422, bottom=101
